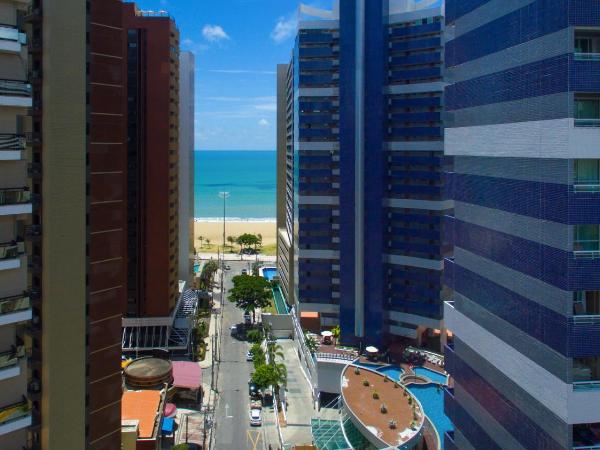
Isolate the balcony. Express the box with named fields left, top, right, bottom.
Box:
left=0, top=346, right=25, bottom=381
left=0, top=188, right=33, bottom=216
left=575, top=95, right=600, bottom=128
left=0, top=399, right=31, bottom=436
left=0, top=134, right=25, bottom=161
left=0, top=79, right=32, bottom=108
left=0, top=240, right=25, bottom=271
left=573, top=422, right=600, bottom=449
left=573, top=356, right=600, bottom=391
left=0, top=25, right=26, bottom=53
left=0, top=294, right=31, bottom=326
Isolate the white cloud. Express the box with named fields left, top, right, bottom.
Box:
left=202, top=25, right=230, bottom=42
left=270, top=14, right=297, bottom=43
left=254, top=103, right=276, bottom=112
left=181, top=38, right=209, bottom=54
left=258, top=119, right=270, bottom=127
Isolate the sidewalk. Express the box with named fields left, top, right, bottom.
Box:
left=263, top=339, right=315, bottom=449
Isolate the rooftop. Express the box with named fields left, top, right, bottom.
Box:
left=122, top=390, right=164, bottom=439
left=341, top=365, right=424, bottom=448
left=172, top=361, right=202, bottom=390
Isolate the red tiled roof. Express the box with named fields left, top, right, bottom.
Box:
left=172, top=361, right=202, bottom=390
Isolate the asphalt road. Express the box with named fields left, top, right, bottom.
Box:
left=214, top=260, right=264, bottom=450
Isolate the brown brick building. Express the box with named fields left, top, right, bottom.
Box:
left=26, top=0, right=180, bottom=448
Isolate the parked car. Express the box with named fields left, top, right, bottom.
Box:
left=224, top=264, right=231, bottom=270
left=241, top=269, right=248, bottom=275
left=230, top=325, right=237, bottom=336
left=244, top=314, right=252, bottom=325
left=249, top=408, right=262, bottom=426
left=246, top=350, right=253, bottom=361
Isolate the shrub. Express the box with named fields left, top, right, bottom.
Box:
left=173, top=445, right=190, bottom=450
left=407, top=396, right=413, bottom=405
left=246, top=329, right=263, bottom=343
left=380, top=403, right=387, bottom=414
left=372, top=390, right=379, bottom=400
left=389, top=420, right=397, bottom=429
left=354, top=367, right=360, bottom=375
left=363, top=379, right=370, bottom=387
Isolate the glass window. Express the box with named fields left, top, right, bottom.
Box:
left=575, top=37, right=591, bottom=53
left=575, top=97, right=600, bottom=120
left=574, top=160, right=600, bottom=184
left=575, top=225, right=600, bottom=252
left=574, top=291, right=600, bottom=315
left=574, top=356, right=600, bottom=382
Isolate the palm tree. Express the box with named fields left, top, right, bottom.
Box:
left=206, top=238, right=211, bottom=248
left=273, top=362, right=288, bottom=393
left=266, top=341, right=284, bottom=364
left=198, top=236, right=204, bottom=248
left=227, top=235, right=236, bottom=252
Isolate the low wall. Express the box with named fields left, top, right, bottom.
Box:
left=317, top=360, right=347, bottom=395
left=262, top=313, right=293, bottom=338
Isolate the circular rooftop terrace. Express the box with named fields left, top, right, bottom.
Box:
left=124, top=357, right=173, bottom=389
left=341, top=364, right=425, bottom=449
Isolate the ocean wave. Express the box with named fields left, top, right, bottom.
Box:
left=194, top=217, right=276, bottom=223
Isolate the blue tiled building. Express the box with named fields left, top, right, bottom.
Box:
left=443, top=1, right=600, bottom=449
left=277, top=0, right=451, bottom=351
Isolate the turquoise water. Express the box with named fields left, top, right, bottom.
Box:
left=377, top=365, right=405, bottom=379
left=367, top=365, right=452, bottom=449
left=262, top=267, right=277, bottom=281
left=195, top=150, right=276, bottom=219
left=414, top=367, right=448, bottom=385
left=408, top=384, right=454, bottom=448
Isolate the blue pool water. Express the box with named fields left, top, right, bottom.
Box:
left=193, top=264, right=200, bottom=273
left=354, top=362, right=384, bottom=369
left=408, top=384, right=453, bottom=448
left=262, top=267, right=277, bottom=281
left=377, top=365, right=405, bottom=380
left=414, top=367, right=448, bottom=385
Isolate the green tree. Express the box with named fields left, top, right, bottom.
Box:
left=227, top=235, right=236, bottom=251
left=250, top=343, right=266, bottom=368
left=331, top=325, right=340, bottom=343
left=266, top=341, right=284, bottom=364
left=197, top=236, right=204, bottom=249
left=206, top=238, right=211, bottom=248
left=251, top=363, right=287, bottom=391
left=173, top=444, right=190, bottom=450
left=305, top=333, right=318, bottom=354
left=236, top=233, right=260, bottom=253
left=246, top=328, right=263, bottom=343
left=228, top=274, right=272, bottom=322
left=198, top=259, right=219, bottom=291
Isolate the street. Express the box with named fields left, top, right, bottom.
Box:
left=213, top=260, right=265, bottom=450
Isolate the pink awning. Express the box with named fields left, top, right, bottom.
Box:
left=172, top=361, right=202, bottom=390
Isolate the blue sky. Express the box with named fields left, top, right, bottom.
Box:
left=135, top=0, right=332, bottom=151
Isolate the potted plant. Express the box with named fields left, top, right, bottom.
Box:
left=363, top=379, right=370, bottom=387
left=354, top=367, right=360, bottom=375
left=389, top=419, right=397, bottom=429
left=372, top=390, right=379, bottom=399
left=380, top=403, right=387, bottom=414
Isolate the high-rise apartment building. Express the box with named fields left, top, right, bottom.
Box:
left=277, top=0, right=449, bottom=351
left=0, top=1, right=33, bottom=448
left=178, top=51, right=195, bottom=283
left=123, top=4, right=180, bottom=318
left=443, top=1, right=600, bottom=449
left=26, top=0, right=127, bottom=448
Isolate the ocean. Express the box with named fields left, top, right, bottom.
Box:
left=194, top=150, right=276, bottom=220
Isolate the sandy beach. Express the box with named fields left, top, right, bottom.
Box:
left=194, top=220, right=277, bottom=253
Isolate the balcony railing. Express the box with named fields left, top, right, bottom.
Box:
left=0, top=241, right=24, bottom=260
left=0, top=346, right=25, bottom=370
left=574, top=52, right=600, bottom=61
left=0, top=134, right=25, bottom=152
left=0, top=295, right=30, bottom=316
left=573, top=250, right=600, bottom=259
left=0, top=79, right=31, bottom=97
left=575, top=118, right=600, bottom=127
left=0, top=188, right=31, bottom=206
left=0, top=25, right=26, bottom=44
left=573, top=380, right=600, bottom=390
left=572, top=315, right=600, bottom=324
left=574, top=182, right=600, bottom=193
left=0, top=399, right=30, bottom=426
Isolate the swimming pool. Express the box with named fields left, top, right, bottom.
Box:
left=377, top=365, right=405, bottom=380
left=193, top=264, right=200, bottom=273
left=413, top=366, right=448, bottom=385
left=407, top=384, right=453, bottom=449
left=262, top=267, right=277, bottom=281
